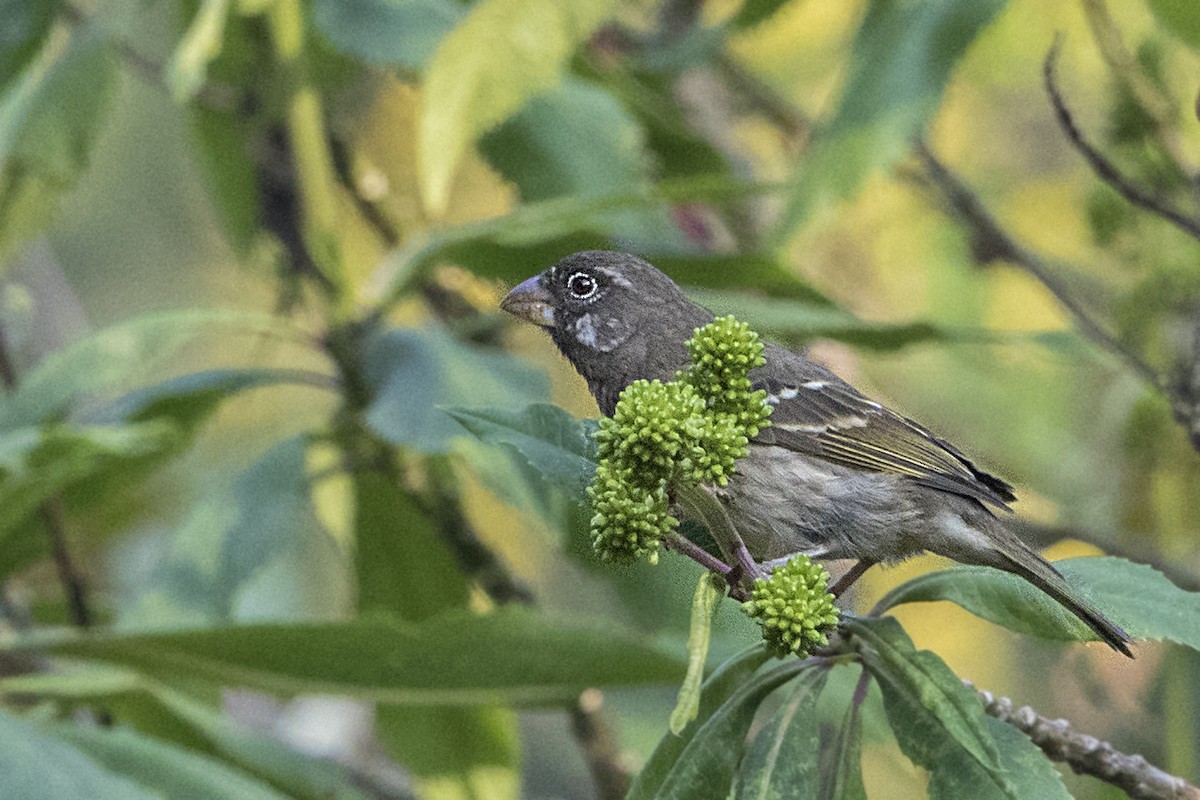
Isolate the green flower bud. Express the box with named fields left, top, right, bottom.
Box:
left=595, top=379, right=707, bottom=487
left=588, top=463, right=678, bottom=564
left=742, top=555, right=839, bottom=658
left=587, top=315, right=773, bottom=565
left=683, top=316, right=772, bottom=433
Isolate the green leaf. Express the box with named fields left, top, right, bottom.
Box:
left=2, top=666, right=374, bottom=800
left=671, top=573, right=725, bottom=735
left=658, top=254, right=837, bottom=306
left=689, top=289, right=967, bottom=351
left=0, top=0, right=57, bottom=87
left=925, top=715, right=1072, bottom=800
left=55, top=724, right=292, bottom=800
left=376, top=705, right=519, bottom=800
left=846, top=616, right=996, bottom=767
left=876, top=557, right=1200, bottom=651
left=818, top=691, right=866, bottom=800
left=478, top=77, right=682, bottom=246
left=166, top=0, right=230, bottom=101
left=363, top=325, right=549, bottom=452
left=730, top=0, right=794, bottom=30
left=0, top=309, right=296, bottom=431
left=1147, top=0, right=1200, bottom=47
left=0, top=709, right=159, bottom=800
left=354, top=469, right=470, bottom=620
left=480, top=78, right=646, bottom=202
left=654, top=662, right=815, bottom=799
left=118, top=435, right=347, bottom=627
left=312, top=0, right=464, bottom=69
left=16, top=608, right=687, bottom=704
left=775, top=0, right=1007, bottom=238
left=735, top=669, right=829, bottom=800
left=0, top=421, right=178, bottom=554
left=627, top=644, right=773, bottom=800
left=443, top=404, right=596, bottom=494
left=417, top=0, right=618, bottom=215
left=846, top=616, right=1070, bottom=799
left=0, top=20, right=115, bottom=261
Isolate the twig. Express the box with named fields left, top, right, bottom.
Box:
left=1044, top=41, right=1200, bottom=244
left=1078, top=0, right=1195, bottom=180
left=973, top=684, right=1200, bottom=800
left=0, top=325, right=96, bottom=631
left=912, top=137, right=1165, bottom=392
left=570, top=689, right=632, bottom=800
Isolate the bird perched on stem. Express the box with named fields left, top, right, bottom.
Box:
left=501, top=250, right=1133, bottom=656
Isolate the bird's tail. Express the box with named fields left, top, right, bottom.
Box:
left=996, top=543, right=1133, bottom=657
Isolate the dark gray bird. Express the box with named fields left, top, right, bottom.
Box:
left=501, top=250, right=1132, bottom=656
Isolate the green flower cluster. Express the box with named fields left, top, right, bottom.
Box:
left=743, top=555, right=840, bottom=658
left=588, top=316, right=772, bottom=564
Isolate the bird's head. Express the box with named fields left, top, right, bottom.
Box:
left=501, top=250, right=712, bottom=412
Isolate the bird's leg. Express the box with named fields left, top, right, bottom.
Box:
left=829, top=558, right=876, bottom=598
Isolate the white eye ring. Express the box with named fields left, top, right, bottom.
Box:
left=567, top=271, right=598, bottom=299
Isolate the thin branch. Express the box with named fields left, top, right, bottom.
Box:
left=0, top=324, right=96, bottom=631
left=973, top=684, right=1200, bottom=800
left=1078, top=0, right=1196, bottom=180
left=912, top=137, right=1165, bottom=392
left=570, top=689, right=632, bottom=800
left=1044, top=41, right=1200, bottom=244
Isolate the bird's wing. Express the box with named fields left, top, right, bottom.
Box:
left=751, top=351, right=1015, bottom=510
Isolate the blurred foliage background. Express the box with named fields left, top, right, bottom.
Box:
left=1, top=0, right=1199, bottom=797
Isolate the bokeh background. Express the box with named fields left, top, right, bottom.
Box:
left=2, top=0, right=1199, bottom=797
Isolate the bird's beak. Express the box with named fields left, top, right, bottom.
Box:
left=500, top=275, right=556, bottom=328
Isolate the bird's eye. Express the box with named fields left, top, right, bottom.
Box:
left=567, top=271, right=598, bottom=299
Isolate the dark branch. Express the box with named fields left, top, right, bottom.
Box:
left=1043, top=42, right=1200, bottom=244
left=912, top=137, right=1164, bottom=392
left=974, top=685, right=1200, bottom=800
left=570, top=689, right=632, bottom=800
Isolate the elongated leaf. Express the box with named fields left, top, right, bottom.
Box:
left=735, top=669, right=829, bottom=800
left=14, top=608, right=686, bottom=704
left=775, top=0, right=1007, bottom=237
left=627, top=644, right=773, bottom=800
left=0, top=709, right=159, bottom=800
left=876, top=557, right=1200, bottom=651
left=354, top=469, right=469, bottom=620
left=845, top=616, right=996, bottom=767
left=376, top=705, right=519, bottom=800
left=0, top=0, right=56, bottom=86
left=818, top=689, right=866, bottom=800
left=925, top=715, right=1071, bottom=800
left=0, top=20, right=115, bottom=261
left=0, top=421, right=178, bottom=551
left=418, top=0, right=617, bottom=215
left=1148, top=0, right=1200, bottom=47
left=313, top=0, right=464, bottom=69
left=444, top=404, right=595, bottom=494
left=0, top=309, right=294, bottom=430
left=2, top=666, right=374, bottom=800
left=166, top=0, right=229, bottom=102
left=654, top=662, right=815, bottom=799
left=363, top=325, right=549, bottom=453
left=56, top=724, right=291, bottom=800
left=846, top=616, right=1070, bottom=799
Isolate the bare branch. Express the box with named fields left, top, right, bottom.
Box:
left=1043, top=41, right=1200, bottom=244
left=570, top=689, right=633, bottom=800
left=912, top=138, right=1164, bottom=392
left=974, top=685, right=1200, bottom=800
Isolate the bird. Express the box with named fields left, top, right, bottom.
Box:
left=500, top=249, right=1133, bottom=656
